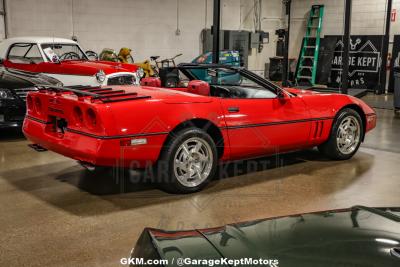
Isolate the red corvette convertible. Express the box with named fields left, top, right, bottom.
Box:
left=23, top=64, right=376, bottom=193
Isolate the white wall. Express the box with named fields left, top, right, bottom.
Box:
left=3, top=0, right=284, bottom=71
left=221, top=0, right=285, bottom=71
left=0, top=1, right=5, bottom=39
left=4, top=0, right=400, bottom=71
left=5, top=0, right=204, bottom=63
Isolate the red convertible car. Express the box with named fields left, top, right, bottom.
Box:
left=23, top=64, right=376, bottom=193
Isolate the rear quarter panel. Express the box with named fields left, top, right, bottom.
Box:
left=105, top=97, right=229, bottom=160
left=105, top=98, right=225, bottom=136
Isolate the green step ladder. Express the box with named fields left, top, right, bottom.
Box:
left=295, top=5, right=325, bottom=86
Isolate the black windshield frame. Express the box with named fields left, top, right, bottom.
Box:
left=40, top=43, right=89, bottom=61
left=177, top=63, right=284, bottom=96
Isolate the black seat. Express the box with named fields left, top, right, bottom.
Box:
left=150, top=56, right=160, bottom=61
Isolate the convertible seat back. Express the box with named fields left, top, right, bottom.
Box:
left=187, top=80, right=210, bottom=96
left=141, top=77, right=161, bottom=87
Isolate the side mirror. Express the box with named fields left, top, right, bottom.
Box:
left=277, top=89, right=289, bottom=100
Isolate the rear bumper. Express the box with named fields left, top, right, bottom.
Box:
left=0, top=100, right=25, bottom=128
left=23, top=117, right=167, bottom=168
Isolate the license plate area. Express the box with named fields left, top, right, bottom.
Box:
left=46, top=116, right=68, bottom=136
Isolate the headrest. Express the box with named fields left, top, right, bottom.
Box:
left=187, top=80, right=210, bottom=96
left=140, top=77, right=161, bottom=87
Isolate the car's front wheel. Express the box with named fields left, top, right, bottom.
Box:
left=318, top=108, right=364, bottom=160
left=157, top=128, right=217, bottom=194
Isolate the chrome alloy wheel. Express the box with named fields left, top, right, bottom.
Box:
left=173, top=137, right=213, bottom=188
left=336, top=115, right=361, bottom=155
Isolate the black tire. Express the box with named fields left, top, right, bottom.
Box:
left=318, top=108, right=364, bottom=160
left=157, top=127, right=218, bottom=194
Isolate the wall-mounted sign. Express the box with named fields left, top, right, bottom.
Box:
left=392, top=9, right=397, bottom=22
left=326, top=35, right=383, bottom=91
left=388, top=35, right=400, bottom=92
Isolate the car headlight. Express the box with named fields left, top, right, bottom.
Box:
left=0, top=89, right=15, bottom=100
left=95, top=70, right=106, bottom=83
left=137, top=68, right=144, bottom=78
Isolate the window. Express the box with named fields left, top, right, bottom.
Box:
left=41, top=43, right=87, bottom=61
left=8, top=43, right=44, bottom=64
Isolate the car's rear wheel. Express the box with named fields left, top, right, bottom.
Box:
left=318, top=108, right=363, bottom=160
left=157, top=128, right=217, bottom=194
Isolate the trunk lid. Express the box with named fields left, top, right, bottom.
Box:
left=25, top=85, right=211, bottom=139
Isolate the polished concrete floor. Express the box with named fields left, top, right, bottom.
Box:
left=1, top=94, right=400, bottom=266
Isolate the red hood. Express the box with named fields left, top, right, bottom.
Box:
left=52, top=60, right=138, bottom=75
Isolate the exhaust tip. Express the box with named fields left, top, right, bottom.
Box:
left=78, top=161, right=96, bottom=171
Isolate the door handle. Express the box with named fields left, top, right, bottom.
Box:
left=228, top=107, right=240, bottom=113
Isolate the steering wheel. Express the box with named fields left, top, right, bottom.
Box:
left=85, top=50, right=98, bottom=61
left=59, top=52, right=80, bottom=60
left=212, top=85, right=232, bottom=97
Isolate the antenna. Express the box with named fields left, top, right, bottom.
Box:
left=71, top=0, right=75, bottom=38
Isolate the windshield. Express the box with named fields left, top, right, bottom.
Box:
left=189, top=67, right=261, bottom=87
left=183, top=67, right=277, bottom=99
left=41, top=43, right=88, bottom=62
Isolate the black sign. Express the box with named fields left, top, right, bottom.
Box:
left=326, top=35, right=383, bottom=90
left=388, top=35, right=400, bottom=93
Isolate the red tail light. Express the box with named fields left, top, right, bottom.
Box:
left=86, top=108, right=97, bottom=129
left=73, top=106, right=84, bottom=126
left=27, top=95, right=33, bottom=111
left=34, top=97, right=42, bottom=115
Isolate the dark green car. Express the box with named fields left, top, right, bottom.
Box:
left=129, top=206, right=400, bottom=266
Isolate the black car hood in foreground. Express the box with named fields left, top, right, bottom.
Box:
left=131, top=206, right=400, bottom=266
left=0, top=67, right=61, bottom=89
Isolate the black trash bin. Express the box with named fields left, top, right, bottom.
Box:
left=394, top=66, right=400, bottom=112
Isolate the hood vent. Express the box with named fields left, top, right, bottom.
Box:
left=36, top=84, right=151, bottom=103
left=313, top=121, right=324, bottom=139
